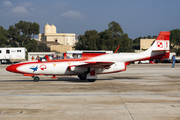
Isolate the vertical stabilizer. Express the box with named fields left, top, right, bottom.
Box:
left=146, top=31, right=170, bottom=52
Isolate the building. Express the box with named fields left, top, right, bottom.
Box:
left=134, top=38, right=155, bottom=53
left=38, top=23, right=76, bottom=52
left=140, top=39, right=155, bottom=50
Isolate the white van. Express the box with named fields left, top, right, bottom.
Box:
left=0, top=47, right=27, bottom=64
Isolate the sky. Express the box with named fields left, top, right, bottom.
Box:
left=0, top=0, right=180, bottom=39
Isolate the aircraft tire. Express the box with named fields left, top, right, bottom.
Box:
left=78, top=75, right=87, bottom=80
left=87, top=79, right=96, bottom=82
left=34, top=76, right=40, bottom=82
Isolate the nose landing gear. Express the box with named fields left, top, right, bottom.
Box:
left=33, top=76, right=40, bottom=82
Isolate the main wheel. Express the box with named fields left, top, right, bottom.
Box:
left=87, top=79, right=96, bottom=82
left=78, top=75, right=87, bottom=80
left=34, top=76, right=40, bottom=82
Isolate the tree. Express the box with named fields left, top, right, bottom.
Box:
left=23, top=39, right=38, bottom=52
left=30, top=22, right=40, bottom=39
left=15, top=20, right=39, bottom=38
left=170, top=29, right=180, bottom=55
left=74, top=21, right=132, bottom=52
left=38, top=42, right=50, bottom=52
left=74, top=30, right=100, bottom=50
left=120, top=33, right=131, bottom=52
left=15, top=20, right=30, bottom=37
left=147, top=35, right=151, bottom=39
left=1, top=20, right=40, bottom=52
left=98, top=30, right=110, bottom=50
left=107, top=21, right=124, bottom=52
left=105, top=21, right=132, bottom=52
left=131, top=37, right=142, bottom=50
left=8, top=25, right=20, bottom=47
left=12, top=20, right=40, bottom=52
left=108, top=21, right=123, bottom=37
left=152, top=35, right=157, bottom=38
left=0, top=26, right=8, bottom=47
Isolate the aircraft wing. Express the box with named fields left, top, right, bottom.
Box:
left=74, top=61, right=114, bottom=69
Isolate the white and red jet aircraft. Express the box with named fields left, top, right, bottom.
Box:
left=6, top=31, right=170, bottom=82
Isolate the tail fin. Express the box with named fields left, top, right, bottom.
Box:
left=144, top=31, right=170, bottom=60
left=147, top=31, right=170, bottom=52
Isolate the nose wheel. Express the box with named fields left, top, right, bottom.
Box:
left=33, top=76, right=40, bottom=82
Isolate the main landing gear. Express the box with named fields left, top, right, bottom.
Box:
left=78, top=75, right=96, bottom=82
left=78, top=75, right=87, bottom=80
left=78, top=68, right=97, bottom=82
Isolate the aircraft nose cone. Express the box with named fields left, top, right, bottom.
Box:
left=6, top=65, right=17, bottom=72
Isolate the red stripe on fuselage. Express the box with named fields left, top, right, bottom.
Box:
left=6, top=53, right=107, bottom=74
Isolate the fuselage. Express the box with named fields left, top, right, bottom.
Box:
left=6, top=50, right=167, bottom=76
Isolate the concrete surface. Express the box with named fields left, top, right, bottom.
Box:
left=0, top=63, right=180, bottom=120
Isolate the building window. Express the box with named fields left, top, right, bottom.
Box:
left=6, top=50, right=10, bottom=54
left=55, top=39, right=57, bottom=42
left=17, top=50, right=21, bottom=52
left=0, top=50, right=1, bottom=53
left=66, top=38, right=69, bottom=45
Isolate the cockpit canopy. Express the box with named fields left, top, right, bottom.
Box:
left=39, top=50, right=111, bottom=62
left=40, top=53, right=82, bottom=61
